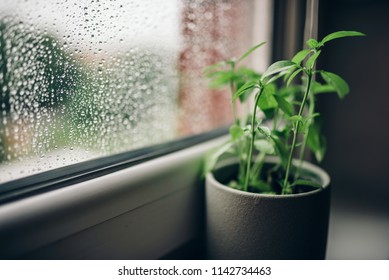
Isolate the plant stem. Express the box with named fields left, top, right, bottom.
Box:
left=296, top=89, right=315, bottom=179
left=231, top=92, right=239, bottom=125
left=244, top=87, right=264, bottom=192
left=282, top=72, right=312, bottom=194
left=229, top=64, right=246, bottom=183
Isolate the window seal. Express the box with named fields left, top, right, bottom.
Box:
left=0, top=127, right=228, bottom=205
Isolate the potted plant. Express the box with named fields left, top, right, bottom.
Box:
left=204, top=31, right=365, bottom=259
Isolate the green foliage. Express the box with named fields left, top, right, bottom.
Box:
left=233, top=81, right=258, bottom=101
left=320, top=31, right=365, bottom=45
left=309, top=80, right=336, bottom=94
left=258, top=84, right=277, bottom=110
left=237, top=42, right=267, bottom=64
left=270, top=134, right=289, bottom=169
left=306, top=50, right=321, bottom=69
left=320, top=71, right=349, bottom=99
left=262, top=60, right=296, bottom=81
left=273, top=95, right=294, bottom=116
left=307, top=121, right=326, bottom=162
left=286, top=68, right=303, bottom=88
left=255, top=139, right=274, bottom=155
left=204, top=30, right=364, bottom=195
left=306, top=38, right=319, bottom=49
left=292, top=49, right=311, bottom=65
left=229, top=125, right=244, bottom=141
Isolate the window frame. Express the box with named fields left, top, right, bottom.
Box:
left=0, top=127, right=227, bottom=205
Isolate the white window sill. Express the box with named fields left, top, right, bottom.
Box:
left=0, top=137, right=226, bottom=259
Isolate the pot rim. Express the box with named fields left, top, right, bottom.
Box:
left=206, top=156, right=330, bottom=199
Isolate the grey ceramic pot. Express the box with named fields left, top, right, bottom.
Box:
left=205, top=157, right=331, bottom=260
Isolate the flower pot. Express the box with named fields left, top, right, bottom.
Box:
left=205, top=157, right=331, bottom=259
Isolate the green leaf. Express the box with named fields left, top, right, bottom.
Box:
left=320, top=71, right=349, bottom=99
left=273, top=95, right=294, bottom=116
left=233, top=67, right=260, bottom=102
left=300, top=113, right=320, bottom=134
left=243, top=124, right=253, bottom=133
left=313, top=84, right=336, bottom=94
left=310, top=80, right=336, bottom=94
left=320, top=30, right=366, bottom=45
left=237, top=42, right=266, bottom=64
left=237, top=90, right=253, bottom=103
left=258, top=84, right=277, bottom=110
left=288, top=115, right=303, bottom=123
left=306, top=38, right=319, bottom=49
left=254, top=139, right=274, bottom=154
left=233, top=67, right=261, bottom=102
left=286, top=68, right=303, bottom=87
left=232, top=80, right=258, bottom=101
left=208, top=71, right=233, bottom=88
left=277, top=85, right=302, bottom=98
left=270, top=135, right=289, bottom=169
left=307, top=122, right=327, bottom=162
left=291, top=179, right=322, bottom=189
left=292, top=49, right=311, bottom=65
left=305, top=112, right=321, bottom=121
left=258, top=125, right=271, bottom=137
left=306, top=50, right=321, bottom=69
left=272, top=127, right=291, bottom=141
left=229, top=125, right=244, bottom=141
left=264, top=72, right=285, bottom=85
left=262, top=60, right=295, bottom=80
left=235, top=67, right=261, bottom=80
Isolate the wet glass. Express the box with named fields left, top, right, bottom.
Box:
left=0, top=0, right=263, bottom=183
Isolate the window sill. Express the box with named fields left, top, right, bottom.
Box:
left=0, top=137, right=226, bottom=259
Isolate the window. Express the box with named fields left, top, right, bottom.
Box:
left=0, top=0, right=274, bottom=259
left=0, top=0, right=271, bottom=187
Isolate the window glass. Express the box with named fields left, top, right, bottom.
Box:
left=0, top=0, right=271, bottom=183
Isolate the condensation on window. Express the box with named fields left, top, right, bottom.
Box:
left=0, top=0, right=269, bottom=183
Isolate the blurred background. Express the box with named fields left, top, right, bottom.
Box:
left=320, top=0, right=389, bottom=209
left=319, top=0, right=389, bottom=259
